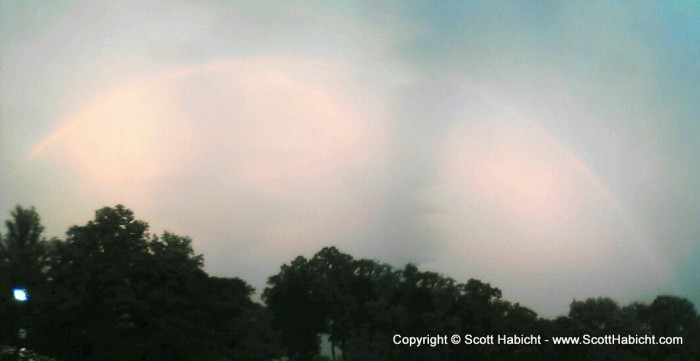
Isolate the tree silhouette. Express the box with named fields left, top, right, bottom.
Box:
left=0, top=206, right=49, bottom=291
left=641, top=296, right=700, bottom=360
left=264, top=255, right=326, bottom=361
left=30, top=205, right=275, bottom=360
left=0, top=206, right=49, bottom=351
left=2, top=205, right=698, bottom=361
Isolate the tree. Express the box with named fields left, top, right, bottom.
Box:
left=307, top=248, right=400, bottom=361
left=33, top=205, right=271, bottom=361
left=569, top=297, right=623, bottom=334
left=5, top=204, right=698, bottom=361
left=0, top=206, right=49, bottom=348
left=264, top=255, right=327, bottom=361
left=308, top=247, right=355, bottom=360
left=35, top=205, right=154, bottom=359
left=640, top=296, right=700, bottom=360
left=0, top=205, right=48, bottom=290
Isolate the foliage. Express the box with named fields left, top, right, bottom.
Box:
left=2, top=205, right=698, bottom=361
left=265, top=247, right=700, bottom=361
left=0, top=206, right=50, bottom=348
left=6, top=205, right=278, bottom=361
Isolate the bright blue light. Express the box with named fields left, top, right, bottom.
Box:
left=13, top=288, right=28, bottom=302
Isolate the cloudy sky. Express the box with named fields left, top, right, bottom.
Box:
left=1, top=1, right=698, bottom=316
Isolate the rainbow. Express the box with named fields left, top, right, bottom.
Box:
left=26, top=61, right=671, bottom=282
left=27, top=59, right=243, bottom=159
left=462, top=84, right=671, bottom=280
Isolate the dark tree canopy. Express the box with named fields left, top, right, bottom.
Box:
left=0, top=205, right=48, bottom=290
left=0, top=206, right=50, bottom=349
left=1, top=206, right=698, bottom=361
left=6, top=205, right=278, bottom=361
left=264, top=247, right=700, bottom=361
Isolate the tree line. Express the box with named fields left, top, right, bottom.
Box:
left=1, top=205, right=698, bottom=360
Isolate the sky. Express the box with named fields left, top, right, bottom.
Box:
left=1, top=0, right=699, bottom=317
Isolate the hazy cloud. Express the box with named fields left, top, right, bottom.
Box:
left=2, top=1, right=698, bottom=315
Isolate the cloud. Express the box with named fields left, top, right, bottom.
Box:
left=422, top=105, right=669, bottom=315
left=2, top=1, right=699, bottom=315
left=25, top=56, right=390, bottom=287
